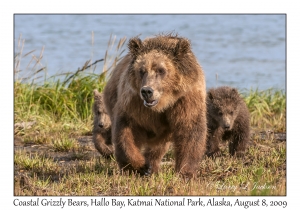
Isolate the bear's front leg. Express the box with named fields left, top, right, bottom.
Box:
left=229, top=129, right=249, bottom=157
left=206, top=127, right=223, bottom=157
left=173, top=128, right=206, bottom=178
left=167, top=95, right=207, bottom=178
left=229, top=115, right=250, bottom=157
left=144, top=142, right=171, bottom=173
left=93, top=132, right=114, bottom=159
left=171, top=112, right=207, bottom=178
left=113, top=115, right=151, bottom=176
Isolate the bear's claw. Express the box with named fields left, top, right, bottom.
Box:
left=138, top=164, right=152, bottom=176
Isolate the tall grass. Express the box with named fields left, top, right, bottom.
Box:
left=14, top=33, right=285, bottom=133
left=242, top=89, right=286, bottom=132
left=14, top=34, right=126, bottom=129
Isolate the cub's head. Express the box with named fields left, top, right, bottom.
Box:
left=93, top=89, right=111, bottom=130
left=127, top=34, right=201, bottom=112
left=207, top=87, right=241, bottom=130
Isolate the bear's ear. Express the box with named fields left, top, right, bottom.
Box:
left=174, top=38, right=191, bottom=58
left=231, top=88, right=239, bottom=97
left=231, top=88, right=238, bottom=93
left=208, top=91, right=214, bottom=100
left=229, top=88, right=240, bottom=101
left=128, top=37, right=143, bottom=57
left=93, top=89, right=99, bottom=96
left=93, top=89, right=102, bottom=100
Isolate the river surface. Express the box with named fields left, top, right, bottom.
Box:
left=14, top=14, right=286, bottom=90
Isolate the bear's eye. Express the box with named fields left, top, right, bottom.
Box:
left=97, top=111, right=101, bottom=115
left=229, top=111, right=234, bottom=115
left=157, top=68, right=166, bottom=75
left=218, top=111, right=223, bottom=116
left=139, top=70, right=145, bottom=78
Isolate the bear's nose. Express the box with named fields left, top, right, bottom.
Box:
left=141, top=87, right=153, bottom=100
left=98, top=122, right=104, bottom=128
left=224, top=124, right=230, bottom=129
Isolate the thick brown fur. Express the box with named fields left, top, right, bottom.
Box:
left=92, top=89, right=114, bottom=158
left=206, top=86, right=250, bottom=157
left=103, top=33, right=207, bottom=178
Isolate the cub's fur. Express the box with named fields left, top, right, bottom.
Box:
left=92, top=89, right=113, bottom=158
left=206, top=86, right=250, bottom=157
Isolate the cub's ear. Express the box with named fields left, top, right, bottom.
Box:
left=128, top=37, right=143, bottom=57
left=208, top=91, right=214, bottom=100
left=93, top=89, right=99, bottom=96
left=174, top=38, right=191, bottom=58
left=231, top=88, right=239, bottom=97
left=93, top=89, right=102, bottom=100
left=231, top=88, right=238, bottom=94
left=231, top=88, right=242, bottom=102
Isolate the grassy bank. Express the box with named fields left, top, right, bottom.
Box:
left=14, top=37, right=286, bottom=196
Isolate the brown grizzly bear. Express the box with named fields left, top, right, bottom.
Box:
left=206, top=86, right=250, bottom=157
left=103, top=33, right=207, bottom=178
left=92, top=89, right=114, bottom=158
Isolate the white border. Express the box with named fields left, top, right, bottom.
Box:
left=2, top=0, right=298, bottom=209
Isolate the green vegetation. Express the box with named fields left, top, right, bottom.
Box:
left=14, top=36, right=286, bottom=196
left=243, top=88, right=286, bottom=132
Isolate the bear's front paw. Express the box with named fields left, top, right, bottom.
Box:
left=206, top=148, right=221, bottom=158
left=138, top=164, right=152, bottom=176
left=102, top=153, right=114, bottom=159
left=233, top=151, right=245, bottom=158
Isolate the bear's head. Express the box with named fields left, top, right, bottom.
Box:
left=93, top=89, right=111, bottom=130
left=127, top=34, right=201, bottom=112
left=207, top=87, right=241, bottom=130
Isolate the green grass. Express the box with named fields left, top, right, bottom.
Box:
left=52, top=137, right=78, bottom=152
left=14, top=141, right=286, bottom=195
left=242, top=88, right=286, bottom=132
left=14, top=150, right=60, bottom=176
left=14, top=35, right=286, bottom=196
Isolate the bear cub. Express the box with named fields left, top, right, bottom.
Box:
left=92, top=89, right=114, bottom=158
left=206, top=86, right=250, bottom=157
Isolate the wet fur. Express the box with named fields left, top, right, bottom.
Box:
left=103, top=33, right=207, bottom=178
left=206, top=86, right=250, bottom=157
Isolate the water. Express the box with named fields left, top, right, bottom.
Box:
left=14, top=14, right=286, bottom=90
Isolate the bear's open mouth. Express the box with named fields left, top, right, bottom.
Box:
left=143, top=100, right=158, bottom=108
